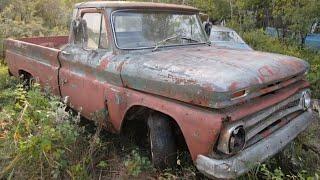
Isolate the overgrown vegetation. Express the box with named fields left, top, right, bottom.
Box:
left=0, top=65, right=99, bottom=179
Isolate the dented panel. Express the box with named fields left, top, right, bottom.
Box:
left=5, top=38, right=65, bottom=95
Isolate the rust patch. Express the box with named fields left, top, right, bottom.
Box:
left=97, top=59, right=110, bottom=71
left=116, top=61, right=125, bottom=72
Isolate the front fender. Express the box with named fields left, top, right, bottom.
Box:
left=104, top=84, right=224, bottom=160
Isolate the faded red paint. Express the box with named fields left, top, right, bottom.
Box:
left=19, top=36, right=68, bottom=49
left=104, top=84, right=223, bottom=159
left=225, top=80, right=309, bottom=121
left=97, top=59, right=110, bottom=71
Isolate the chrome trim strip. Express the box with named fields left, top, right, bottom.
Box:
left=243, top=92, right=302, bottom=128
left=246, top=105, right=302, bottom=140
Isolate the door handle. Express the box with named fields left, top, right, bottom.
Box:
left=61, top=51, right=71, bottom=56
left=61, top=78, right=68, bottom=86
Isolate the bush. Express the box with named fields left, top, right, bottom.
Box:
left=0, top=63, right=105, bottom=179
left=124, top=149, right=152, bottom=176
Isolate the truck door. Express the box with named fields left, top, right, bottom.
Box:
left=58, top=9, right=112, bottom=120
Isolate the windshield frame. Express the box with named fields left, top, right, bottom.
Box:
left=110, top=9, right=209, bottom=50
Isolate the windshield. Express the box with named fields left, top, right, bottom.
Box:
left=112, top=10, right=207, bottom=49
left=210, top=31, right=245, bottom=43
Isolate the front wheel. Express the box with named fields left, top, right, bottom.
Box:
left=147, top=112, right=177, bottom=169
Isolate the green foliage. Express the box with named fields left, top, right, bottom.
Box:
left=271, top=0, right=320, bottom=43
left=0, top=0, right=82, bottom=57
left=0, top=64, right=104, bottom=179
left=259, top=164, right=285, bottom=180
left=124, top=149, right=152, bottom=176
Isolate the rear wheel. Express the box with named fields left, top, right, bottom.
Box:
left=147, top=112, right=177, bottom=169
left=19, top=71, right=34, bottom=90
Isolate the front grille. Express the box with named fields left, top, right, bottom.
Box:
left=211, top=90, right=307, bottom=159
left=243, top=92, right=303, bottom=148
left=245, top=111, right=303, bottom=147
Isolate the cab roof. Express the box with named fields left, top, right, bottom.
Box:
left=75, top=1, right=199, bottom=12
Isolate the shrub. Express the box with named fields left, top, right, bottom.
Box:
left=124, top=149, right=152, bottom=176
left=0, top=64, right=104, bottom=179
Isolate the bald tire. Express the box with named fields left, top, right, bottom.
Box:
left=148, top=113, right=177, bottom=169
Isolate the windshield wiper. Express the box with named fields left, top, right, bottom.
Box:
left=153, top=35, right=180, bottom=51
left=180, top=36, right=200, bottom=43
left=152, top=35, right=200, bottom=51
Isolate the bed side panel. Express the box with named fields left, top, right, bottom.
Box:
left=5, top=39, right=61, bottom=95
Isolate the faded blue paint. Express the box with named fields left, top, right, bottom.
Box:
left=305, top=34, right=320, bottom=51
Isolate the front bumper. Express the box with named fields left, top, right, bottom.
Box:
left=195, top=111, right=314, bottom=179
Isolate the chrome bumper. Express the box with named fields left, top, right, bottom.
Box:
left=196, top=111, right=314, bottom=179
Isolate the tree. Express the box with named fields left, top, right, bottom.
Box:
left=272, top=0, right=320, bottom=45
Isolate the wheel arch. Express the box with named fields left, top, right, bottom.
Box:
left=18, top=69, right=33, bottom=79
left=105, top=86, right=223, bottom=160
left=120, top=105, right=190, bottom=154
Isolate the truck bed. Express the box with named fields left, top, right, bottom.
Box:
left=5, top=36, right=69, bottom=95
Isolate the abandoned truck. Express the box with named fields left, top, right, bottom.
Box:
left=4, top=1, right=315, bottom=179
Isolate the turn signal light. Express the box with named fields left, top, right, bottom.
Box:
left=231, top=90, right=247, bottom=100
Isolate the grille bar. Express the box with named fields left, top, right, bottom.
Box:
left=245, top=100, right=301, bottom=140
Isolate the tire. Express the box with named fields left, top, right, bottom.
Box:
left=147, top=112, right=177, bottom=169
left=20, top=72, right=34, bottom=90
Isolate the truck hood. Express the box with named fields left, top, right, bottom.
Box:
left=119, top=46, right=309, bottom=108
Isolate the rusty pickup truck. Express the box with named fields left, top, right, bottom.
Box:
left=4, top=1, right=315, bottom=179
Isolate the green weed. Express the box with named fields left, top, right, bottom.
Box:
left=124, top=149, right=152, bottom=176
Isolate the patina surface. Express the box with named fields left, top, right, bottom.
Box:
left=119, top=46, right=308, bottom=108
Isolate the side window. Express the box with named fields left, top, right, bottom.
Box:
left=82, top=13, right=109, bottom=49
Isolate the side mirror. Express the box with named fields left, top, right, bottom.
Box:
left=70, top=18, right=97, bottom=54
left=72, top=18, right=88, bottom=47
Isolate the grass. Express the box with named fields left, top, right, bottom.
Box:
left=0, top=32, right=320, bottom=180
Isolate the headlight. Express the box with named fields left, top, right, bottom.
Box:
left=217, top=125, right=246, bottom=154
left=229, top=126, right=246, bottom=154
left=300, top=90, right=311, bottom=110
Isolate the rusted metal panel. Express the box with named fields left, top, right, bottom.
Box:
left=19, top=36, right=68, bottom=49
left=58, top=44, right=224, bottom=160
left=104, top=83, right=224, bottom=160
left=224, top=80, right=310, bottom=121
left=5, top=38, right=64, bottom=95
left=120, top=46, right=309, bottom=109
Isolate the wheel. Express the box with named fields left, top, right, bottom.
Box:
left=20, top=71, right=34, bottom=90
left=147, top=112, right=177, bottom=169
